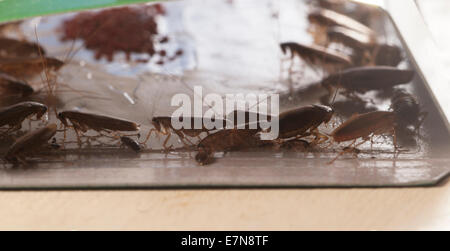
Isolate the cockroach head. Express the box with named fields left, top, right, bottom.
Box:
left=280, top=43, right=289, bottom=54
left=22, top=85, right=34, bottom=97
left=195, top=150, right=214, bottom=166
left=57, top=112, right=68, bottom=126
left=36, top=104, right=48, bottom=119
left=47, top=57, right=65, bottom=70
left=314, top=104, right=334, bottom=123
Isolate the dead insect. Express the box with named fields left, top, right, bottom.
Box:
left=0, top=37, right=46, bottom=58
left=280, top=42, right=352, bottom=69
left=308, top=8, right=375, bottom=37
left=321, top=66, right=415, bottom=97
left=0, top=72, right=34, bottom=97
left=57, top=111, right=140, bottom=145
left=4, top=124, right=57, bottom=165
left=390, top=89, right=427, bottom=133
left=278, top=138, right=311, bottom=152
left=0, top=101, right=48, bottom=132
left=121, top=136, right=142, bottom=153
left=329, top=111, right=397, bottom=162
left=195, top=129, right=262, bottom=166
left=277, top=105, right=334, bottom=143
left=148, top=116, right=228, bottom=149
left=0, top=57, right=64, bottom=79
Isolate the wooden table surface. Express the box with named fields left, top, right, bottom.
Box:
left=1, top=177, right=449, bottom=230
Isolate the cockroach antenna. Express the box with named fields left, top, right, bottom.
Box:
left=330, top=86, right=340, bottom=106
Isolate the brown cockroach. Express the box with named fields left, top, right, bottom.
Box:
left=277, top=105, right=334, bottom=143
left=0, top=37, right=46, bottom=58
left=326, top=26, right=375, bottom=51
left=4, top=123, right=57, bottom=165
left=280, top=42, right=352, bottom=68
left=57, top=111, right=140, bottom=145
left=0, top=57, right=64, bottom=79
left=0, top=72, right=34, bottom=97
left=321, top=66, right=415, bottom=97
left=194, top=105, right=334, bottom=165
left=0, top=102, right=48, bottom=132
left=390, top=89, right=427, bottom=133
left=121, top=136, right=142, bottom=153
left=308, top=8, right=375, bottom=37
left=148, top=116, right=229, bottom=149
left=329, top=111, right=397, bottom=162
left=195, top=129, right=262, bottom=165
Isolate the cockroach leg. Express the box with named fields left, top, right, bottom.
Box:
left=311, top=128, right=329, bottom=145
left=328, top=139, right=358, bottom=164
left=162, top=133, right=173, bottom=151
left=141, top=128, right=156, bottom=145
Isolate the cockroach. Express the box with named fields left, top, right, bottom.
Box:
left=308, top=8, right=375, bottom=37
left=0, top=72, right=34, bottom=97
left=329, top=111, right=397, bottom=162
left=4, top=124, right=57, bottom=165
left=321, top=66, right=415, bottom=97
left=0, top=57, right=64, bottom=79
left=277, top=105, right=334, bottom=143
left=390, top=89, right=427, bottom=132
left=280, top=42, right=352, bottom=68
left=0, top=102, right=48, bottom=132
left=57, top=111, right=140, bottom=145
left=0, top=37, right=46, bottom=58
left=326, top=26, right=375, bottom=51
left=195, top=106, right=334, bottom=165
left=148, top=116, right=228, bottom=149
left=121, top=136, right=142, bottom=153
left=195, top=129, right=262, bottom=165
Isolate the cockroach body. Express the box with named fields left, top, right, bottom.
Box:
left=308, top=8, right=375, bottom=37
left=331, top=111, right=396, bottom=143
left=278, top=105, right=334, bottom=141
left=0, top=57, right=64, bottom=79
left=57, top=111, right=140, bottom=145
left=0, top=72, right=34, bottom=97
left=195, top=129, right=262, bottom=165
left=329, top=111, right=397, bottom=162
left=4, top=124, right=57, bottom=164
left=390, top=89, right=427, bottom=132
left=280, top=42, right=352, bottom=67
left=58, top=111, right=140, bottom=133
left=121, top=136, right=142, bottom=153
left=321, top=66, right=415, bottom=95
left=0, top=102, right=48, bottom=131
left=0, top=37, right=46, bottom=58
